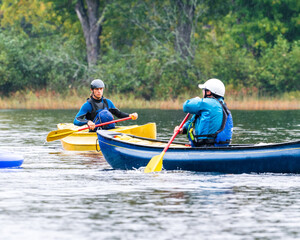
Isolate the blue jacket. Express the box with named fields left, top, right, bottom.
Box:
left=183, top=97, right=223, bottom=140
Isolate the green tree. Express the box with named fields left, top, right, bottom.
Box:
left=1, top=0, right=299, bottom=98
left=219, top=0, right=300, bottom=56
left=0, top=0, right=87, bottom=93
left=257, top=37, right=300, bottom=93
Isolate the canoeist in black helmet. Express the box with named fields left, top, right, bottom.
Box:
left=175, top=78, right=233, bottom=147
left=74, top=79, right=138, bottom=131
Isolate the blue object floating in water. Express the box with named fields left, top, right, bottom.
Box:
left=0, top=152, right=24, bottom=168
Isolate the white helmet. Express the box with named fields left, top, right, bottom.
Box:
left=198, top=78, right=225, bottom=97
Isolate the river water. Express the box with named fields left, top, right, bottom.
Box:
left=0, top=109, right=300, bottom=240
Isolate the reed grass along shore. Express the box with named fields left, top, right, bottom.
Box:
left=0, top=90, right=299, bottom=110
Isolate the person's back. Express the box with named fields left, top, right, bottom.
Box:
left=176, top=78, right=233, bottom=147
left=183, top=97, right=223, bottom=143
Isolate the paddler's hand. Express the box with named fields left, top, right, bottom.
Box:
left=174, top=126, right=183, bottom=134
left=130, top=113, right=138, bottom=120
left=87, top=120, right=96, bottom=130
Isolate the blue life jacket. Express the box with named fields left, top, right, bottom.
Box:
left=214, top=101, right=233, bottom=146
left=94, top=109, right=115, bottom=129
left=87, top=97, right=115, bottom=130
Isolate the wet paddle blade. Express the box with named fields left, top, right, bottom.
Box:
left=144, top=152, right=165, bottom=173
left=144, top=113, right=190, bottom=174
left=46, top=129, right=76, bottom=142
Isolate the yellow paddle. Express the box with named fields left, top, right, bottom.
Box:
left=46, top=116, right=133, bottom=142
left=144, top=113, right=190, bottom=173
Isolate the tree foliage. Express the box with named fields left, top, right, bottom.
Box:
left=0, top=0, right=299, bottom=98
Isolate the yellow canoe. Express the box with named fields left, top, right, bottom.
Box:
left=57, top=122, right=157, bottom=151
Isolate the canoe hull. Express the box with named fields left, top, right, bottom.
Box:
left=0, top=152, right=24, bottom=168
left=57, top=123, right=156, bottom=151
left=97, top=130, right=300, bottom=174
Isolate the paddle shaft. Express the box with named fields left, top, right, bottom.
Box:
left=46, top=116, right=134, bottom=142
left=162, top=113, right=190, bottom=153
left=77, top=116, right=133, bottom=132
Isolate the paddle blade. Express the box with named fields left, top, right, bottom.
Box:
left=144, top=152, right=165, bottom=173
left=46, top=129, right=76, bottom=142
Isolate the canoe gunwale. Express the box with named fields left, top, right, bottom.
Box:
left=97, top=130, right=300, bottom=151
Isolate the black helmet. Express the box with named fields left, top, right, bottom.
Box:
left=91, top=79, right=105, bottom=89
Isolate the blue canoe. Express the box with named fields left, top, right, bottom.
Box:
left=0, top=152, right=24, bottom=168
left=97, top=130, right=300, bottom=174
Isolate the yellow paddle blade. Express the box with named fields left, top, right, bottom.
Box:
left=46, top=129, right=77, bottom=142
left=144, top=152, right=165, bottom=173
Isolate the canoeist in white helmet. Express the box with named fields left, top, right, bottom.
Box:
left=74, top=79, right=138, bottom=131
left=175, top=78, right=233, bottom=147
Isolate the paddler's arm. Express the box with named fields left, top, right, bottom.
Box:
left=183, top=97, right=204, bottom=115
left=174, top=97, right=203, bottom=134
left=73, top=102, right=93, bottom=126
left=174, top=116, right=195, bottom=134
left=105, top=98, right=138, bottom=120
left=109, top=109, right=138, bottom=120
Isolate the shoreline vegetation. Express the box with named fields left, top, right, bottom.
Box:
left=0, top=90, right=299, bottom=111
left=1, top=2, right=299, bottom=111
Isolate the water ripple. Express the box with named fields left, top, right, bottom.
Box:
left=0, top=109, right=300, bottom=239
